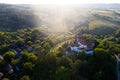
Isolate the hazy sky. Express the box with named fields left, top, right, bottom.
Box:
left=0, top=0, right=120, bottom=4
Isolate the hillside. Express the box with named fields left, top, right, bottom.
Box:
left=1, top=4, right=120, bottom=32
left=0, top=4, right=40, bottom=31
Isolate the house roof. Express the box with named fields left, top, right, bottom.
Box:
left=5, top=64, right=13, bottom=73
left=84, top=50, right=93, bottom=55
left=0, top=72, right=4, bottom=79
left=70, top=46, right=81, bottom=52
left=0, top=55, right=3, bottom=60
left=27, top=46, right=33, bottom=52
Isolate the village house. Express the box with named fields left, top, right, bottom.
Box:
left=26, top=45, right=34, bottom=52
left=0, top=72, right=4, bottom=79
left=0, top=55, right=3, bottom=60
left=5, top=64, right=14, bottom=74
left=67, top=35, right=95, bottom=55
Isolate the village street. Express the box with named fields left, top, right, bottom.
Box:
left=115, top=54, right=120, bottom=80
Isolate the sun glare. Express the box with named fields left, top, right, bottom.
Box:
left=1, top=0, right=120, bottom=4
left=1, top=0, right=120, bottom=32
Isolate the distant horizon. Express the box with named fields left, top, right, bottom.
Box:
left=1, top=3, right=120, bottom=6
left=0, top=0, right=120, bottom=5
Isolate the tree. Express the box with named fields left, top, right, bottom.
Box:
left=59, top=55, right=72, bottom=68
left=3, top=51, right=15, bottom=62
left=72, top=60, right=82, bottom=75
left=27, top=41, right=32, bottom=46
left=20, top=51, right=29, bottom=63
left=23, top=62, right=35, bottom=72
left=108, top=43, right=120, bottom=55
left=0, top=60, right=7, bottom=68
left=2, top=78, right=9, bottom=80
left=55, top=66, right=71, bottom=80
left=94, top=48, right=116, bottom=80
left=20, top=75, right=30, bottom=80
left=28, top=53, right=37, bottom=63
left=20, top=51, right=37, bottom=63
left=43, top=42, right=51, bottom=54
left=115, top=28, right=120, bottom=38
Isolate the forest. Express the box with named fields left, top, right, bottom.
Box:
left=0, top=3, right=120, bottom=80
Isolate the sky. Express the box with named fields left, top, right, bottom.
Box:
left=0, top=0, right=120, bottom=4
